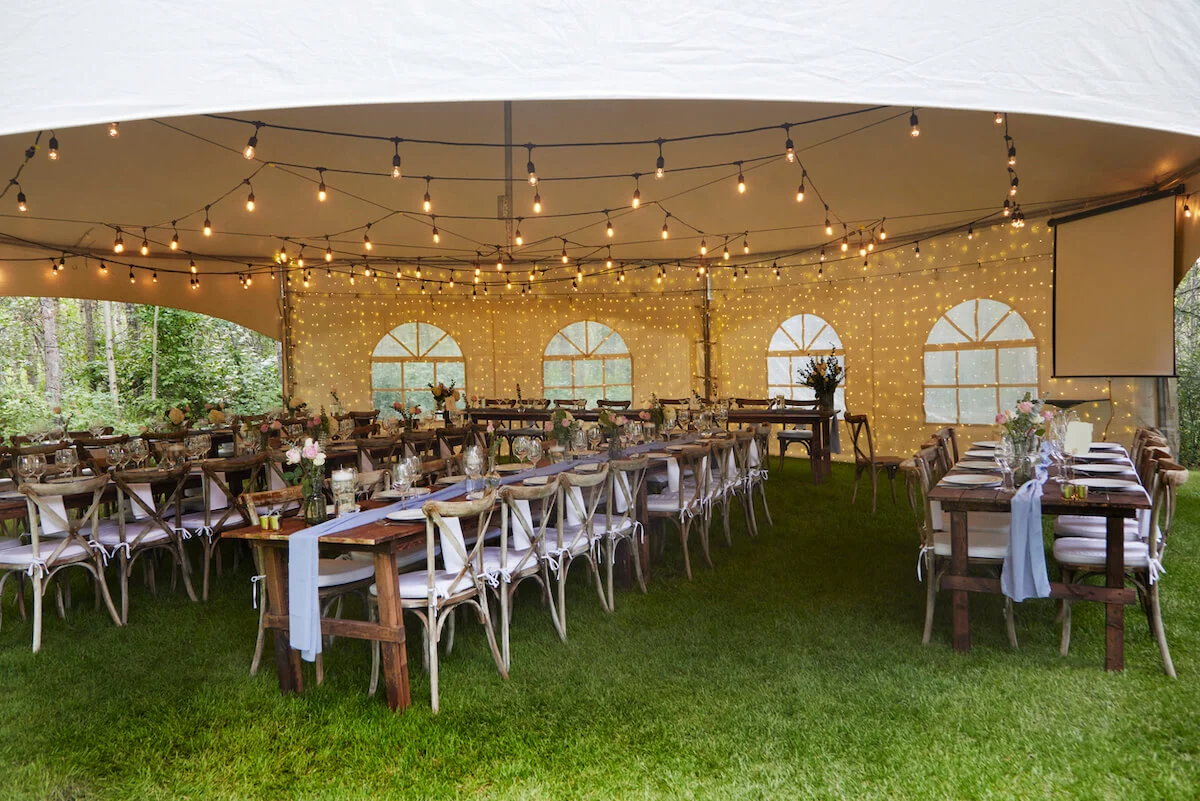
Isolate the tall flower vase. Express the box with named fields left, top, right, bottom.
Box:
left=1010, top=433, right=1040, bottom=486
left=816, top=390, right=836, bottom=414
left=302, top=473, right=327, bottom=526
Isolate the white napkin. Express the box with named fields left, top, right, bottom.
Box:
left=205, top=472, right=229, bottom=510
left=1065, top=421, right=1093, bottom=455
left=358, top=451, right=372, bottom=473
left=129, top=482, right=156, bottom=520
left=612, top=472, right=631, bottom=514
left=37, top=496, right=70, bottom=535
left=268, top=464, right=287, bottom=491
left=437, top=515, right=469, bottom=575
left=667, top=458, right=681, bottom=494
left=748, top=440, right=761, bottom=469
left=510, top=499, right=533, bottom=550
left=565, top=485, right=585, bottom=527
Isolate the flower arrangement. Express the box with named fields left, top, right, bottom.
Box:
left=647, top=394, right=668, bottom=429
left=204, top=402, right=227, bottom=425
left=597, top=409, right=627, bottom=437
left=284, top=437, right=328, bottom=524
left=282, top=395, right=309, bottom=417
left=428, top=380, right=459, bottom=411
left=164, top=403, right=192, bottom=430
left=306, top=407, right=334, bottom=441
left=546, top=408, right=580, bottom=448
left=797, top=350, right=843, bottom=407
left=995, top=392, right=1053, bottom=443
left=391, top=400, right=421, bottom=427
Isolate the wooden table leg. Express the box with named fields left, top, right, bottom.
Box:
left=950, top=510, right=970, bottom=653
left=811, top=420, right=825, bottom=484
left=261, top=545, right=304, bottom=695
left=372, top=550, right=411, bottom=712
left=1105, top=515, right=1125, bottom=672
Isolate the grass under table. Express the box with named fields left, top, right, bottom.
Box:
left=1, top=459, right=1198, bottom=800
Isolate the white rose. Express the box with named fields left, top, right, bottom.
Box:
left=303, top=437, right=314, bottom=448
left=285, top=447, right=301, bottom=464
left=312, top=454, right=326, bottom=466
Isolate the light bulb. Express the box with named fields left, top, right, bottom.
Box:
left=1007, top=144, right=1017, bottom=166
left=152, top=270, right=158, bottom=283
left=743, top=238, right=750, bottom=255
left=108, top=122, right=120, bottom=138
left=606, top=219, right=614, bottom=237
left=700, top=238, right=708, bottom=256
left=246, top=189, right=256, bottom=212
left=994, top=112, right=1004, bottom=125
left=878, top=219, right=887, bottom=240
left=317, top=180, right=327, bottom=202
left=203, top=207, right=212, bottom=236
left=736, top=169, right=746, bottom=194
left=140, top=235, right=150, bottom=256
left=526, top=149, right=537, bottom=186
left=363, top=229, right=372, bottom=250
left=533, top=192, right=542, bottom=213
left=661, top=221, right=669, bottom=239
left=723, top=242, right=730, bottom=261
left=432, top=225, right=440, bottom=244
left=515, top=227, right=524, bottom=246
left=858, top=242, right=867, bottom=257
left=129, top=268, right=135, bottom=283
left=100, top=261, right=108, bottom=275
left=325, top=245, right=333, bottom=262
left=496, top=257, right=503, bottom=271
left=243, top=132, right=257, bottom=159
left=909, top=109, right=920, bottom=137
left=820, top=247, right=826, bottom=262
left=773, top=262, right=780, bottom=278
left=824, top=207, right=833, bottom=236
left=189, top=260, right=197, bottom=274
left=423, top=188, right=432, bottom=213
left=170, top=230, right=179, bottom=250
left=1185, top=203, right=1193, bottom=218
left=967, top=224, right=974, bottom=240
left=841, top=227, right=848, bottom=252
left=47, top=135, right=59, bottom=160
left=16, top=190, right=27, bottom=212
left=632, top=186, right=641, bottom=209
left=561, top=241, right=569, bottom=264
left=1003, top=198, right=1012, bottom=216
left=785, top=136, right=795, bottom=162
left=655, top=153, right=665, bottom=179
left=392, top=143, right=402, bottom=179
left=113, top=230, right=125, bottom=253
left=449, top=273, right=455, bottom=288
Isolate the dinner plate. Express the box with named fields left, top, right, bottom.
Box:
left=574, top=462, right=602, bottom=473
left=495, top=463, right=527, bottom=473
left=1074, top=451, right=1124, bottom=461
left=1090, top=441, right=1124, bottom=451
left=971, top=441, right=999, bottom=448
left=465, top=491, right=484, bottom=501
left=376, top=487, right=431, bottom=500
left=1070, top=477, right=1141, bottom=491
left=385, top=509, right=425, bottom=522
left=522, top=476, right=550, bottom=486
left=1072, top=463, right=1134, bottom=474
left=955, top=460, right=998, bottom=470
left=963, top=449, right=996, bottom=458
left=436, top=475, right=468, bottom=485
left=941, top=474, right=1002, bottom=487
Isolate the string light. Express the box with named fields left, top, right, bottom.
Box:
left=152, top=270, right=158, bottom=283
left=915, top=241, right=921, bottom=255
left=140, top=228, right=150, bottom=256
left=203, top=206, right=212, bottom=236
left=415, top=258, right=423, bottom=280
left=606, top=248, right=614, bottom=269
left=967, top=224, right=974, bottom=240
left=243, top=124, right=260, bottom=159
left=297, top=247, right=305, bottom=268
left=245, top=180, right=256, bottom=211
left=108, top=122, right=120, bottom=138
left=431, top=218, right=440, bottom=244
left=325, top=237, right=333, bottom=262
left=743, top=235, right=750, bottom=254
left=99, top=260, right=108, bottom=275
left=129, top=268, right=136, bottom=283
left=170, top=222, right=179, bottom=250
left=655, top=140, right=665, bottom=179
left=496, top=254, right=504, bottom=270
left=1006, top=136, right=1017, bottom=166
left=820, top=247, right=826, bottom=262
left=391, top=139, right=402, bottom=179
left=796, top=170, right=807, bottom=202
left=824, top=206, right=833, bottom=236
left=533, top=190, right=543, bottom=214
left=189, top=259, right=197, bottom=274
left=561, top=239, right=569, bottom=264
left=363, top=224, right=373, bottom=251
left=16, top=187, right=27, bottom=212
left=736, top=162, right=746, bottom=194
left=449, top=272, right=456, bottom=288
left=606, top=213, right=614, bottom=238
left=631, top=175, right=641, bottom=209
left=700, top=238, right=708, bottom=256
left=783, top=125, right=795, bottom=162
left=47, top=134, right=58, bottom=160
left=723, top=239, right=730, bottom=261
left=526, top=145, right=537, bottom=186
left=994, top=112, right=1004, bottom=125
left=909, top=108, right=920, bottom=137
left=841, top=225, right=849, bottom=252
left=879, top=219, right=887, bottom=240
left=618, top=266, right=626, bottom=283
left=1186, top=200, right=1193, bottom=218
left=773, top=261, right=780, bottom=278
left=515, top=221, right=524, bottom=247
left=1009, top=168, right=1019, bottom=196
left=662, top=213, right=670, bottom=239
left=113, top=228, right=125, bottom=253
left=1003, top=198, right=1012, bottom=217
left=423, top=177, right=433, bottom=212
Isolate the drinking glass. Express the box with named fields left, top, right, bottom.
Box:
left=527, top=438, right=543, bottom=466
left=571, top=427, right=587, bottom=453
left=128, top=439, right=149, bottom=467
left=678, top=409, right=691, bottom=430
left=645, top=422, right=657, bottom=442
left=513, top=436, right=530, bottom=465
left=89, top=425, right=106, bottom=438
left=339, top=418, right=354, bottom=440
left=587, top=425, right=602, bottom=451
left=392, top=461, right=413, bottom=495
left=995, top=438, right=1015, bottom=493
left=106, top=444, right=125, bottom=472
left=404, top=455, right=423, bottom=487
left=463, top=445, right=485, bottom=487
left=17, top=454, right=38, bottom=483
left=55, top=448, right=78, bottom=475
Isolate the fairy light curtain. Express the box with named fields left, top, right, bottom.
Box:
left=543, top=321, right=632, bottom=406
left=923, top=299, right=1038, bottom=424
left=766, top=314, right=846, bottom=411
left=370, top=322, right=465, bottom=415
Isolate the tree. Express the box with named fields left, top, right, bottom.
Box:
left=40, top=297, right=61, bottom=408
left=103, top=300, right=119, bottom=409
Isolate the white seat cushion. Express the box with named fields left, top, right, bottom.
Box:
left=0, top=541, right=93, bottom=567
left=588, top=517, right=635, bottom=537
left=480, top=545, right=539, bottom=576
left=369, top=569, right=474, bottom=599
left=93, top=520, right=172, bottom=549
left=932, top=528, right=1010, bottom=560
left=1053, top=537, right=1151, bottom=569
left=0, top=537, right=23, bottom=551
left=1053, top=515, right=1146, bottom=541
left=542, top=527, right=593, bottom=556
left=317, top=557, right=375, bottom=588
left=647, top=493, right=697, bottom=513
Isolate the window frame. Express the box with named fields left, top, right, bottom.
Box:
left=922, top=299, right=1038, bottom=424
left=370, top=322, right=465, bottom=415
left=766, top=313, right=846, bottom=405
left=542, top=321, right=633, bottom=403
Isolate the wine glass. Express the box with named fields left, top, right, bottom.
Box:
left=463, top=445, right=485, bottom=487
left=571, top=427, right=587, bottom=453
left=392, top=461, right=412, bottom=495
left=995, top=438, right=1015, bottom=493
left=54, top=448, right=78, bottom=476
left=106, top=443, right=125, bottom=472
left=587, top=425, right=602, bottom=451
left=513, top=436, right=530, bottom=465
left=16, top=454, right=39, bottom=484
left=403, top=455, right=423, bottom=487
left=128, top=439, right=148, bottom=468
left=89, top=425, right=106, bottom=438
left=527, top=438, right=543, bottom=467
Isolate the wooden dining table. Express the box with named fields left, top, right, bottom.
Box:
left=928, top=450, right=1149, bottom=672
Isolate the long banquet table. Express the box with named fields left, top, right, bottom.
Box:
left=928, top=448, right=1150, bottom=672
left=465, top=407, right=839, bottom=483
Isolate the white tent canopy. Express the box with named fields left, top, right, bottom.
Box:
left=3, top=0, right=1200, bottom=138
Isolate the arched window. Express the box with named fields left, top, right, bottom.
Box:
left=923, top=299, right=1037, bottom=424
left=543, top=321, right=632, bottom=406
left=766, top=314, right=846, bottom=409
left=370, top=322, right=465, bottom=416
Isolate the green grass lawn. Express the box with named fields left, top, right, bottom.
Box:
left=2, top=459, right=1199, bottom=800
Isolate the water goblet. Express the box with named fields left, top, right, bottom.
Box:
left=463, top=445, right=485, bottom=488
left=17, top=454, right=38, bottom=484
left=128, top=439, right=149, bottom=468
left=513, top=436, right=530, bottom=465
left=587, top=425, right=602, bottom=451
left=527, top=438, right=543, bottom=467
left=392, top=461, right=413, bottom=495
left=55, top=448, right=78, bottom=476
left=995, top=438, right=1015, bottom=493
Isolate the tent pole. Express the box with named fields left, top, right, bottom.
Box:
left=279, top=266, right=293, bottom=400
left=702, top=274, right=713, bottom=401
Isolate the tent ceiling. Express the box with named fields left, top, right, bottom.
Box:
left=4, top=1, right=1200, bottom=138
left=0, top=100, right=1196, bottom=284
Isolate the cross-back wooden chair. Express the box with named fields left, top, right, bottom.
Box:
left=845, top=413, right=904, bottom=513
left=599, top=456, right=649, bottom=608
left=595, top=399, right=631, bottom=410
left=707, top=438, right=739, bottom=548
left=490, top=478, right=561, bottom=670
left=553, top=399, right=587, bottom=410
left=367, top=491, right=507, bottom=713
left=436, top=427, right=472, bottom=460
left=103, top=461, right=198, bottom=621
left=729, top=430, right=759, bottom=538
left=67, top=427, right=114, bottom=439
left=733, top=398, right=771, bottom=408
left=189, top=453, right=266, bottom=600
left=776, top=398, right=817, bottom=470
left=401, top=430, right=438, bottom=461
left=646, top=445, right=712, bottom=580
left=749, top=424, right=773, bottom=528
left=70, top=435, right=130, bottom=474
left=549, top=466, right=612, bottom=633
left=356, top=435, right=403, bottom=472
left=1, top=475, right=122, bottom=652
left=929, top=426, right=960, bottom=471
left=1054, top=458, right=1188, bottom=677
left=905, top=445, right=1017, bottom=648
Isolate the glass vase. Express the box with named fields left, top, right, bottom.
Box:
left=1009, top=433, right=1040, bottom=486
left=302, top=472, right=327, bottom=526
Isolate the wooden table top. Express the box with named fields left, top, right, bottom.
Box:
left=223, top=510, right=425, bottom=547
left=929, top=470, right=1150, bottom=517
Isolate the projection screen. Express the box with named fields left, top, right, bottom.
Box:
left=1052, top=193, right=1178, bottom=377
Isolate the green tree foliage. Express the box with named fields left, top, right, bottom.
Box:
left=1176, top=263, right=1200, bottom=466
left=0, top=297, right=280, bottom=437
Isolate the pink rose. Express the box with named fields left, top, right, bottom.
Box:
left=392, top=401, right=403, bottom=411
left=312, top=415, right=322, bottom=426
left=615, top=416, right=627, bottom=426
left=302, top=442, right=319, bottom=460
left=1042, top=410, right=1054, bottom=420
left=285, top=447, right=301, bottom=464
left=639, top=411, right=651, bottom=421
left=1017, top=401, right=1033, bottom=414
left=205, top=403, right=212, bottom=410
left=486, top=421, right=495, bottom=433
left=995, top=413, right=1007, bottom=425
left=260, top=423, right=269, bottom=433
left=544, top=421, right=553, bottom=432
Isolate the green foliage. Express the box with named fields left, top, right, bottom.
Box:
left=0, top=296, right=279, bottom=438
left=1177, top=265, right=1200, bottom=466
